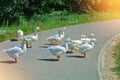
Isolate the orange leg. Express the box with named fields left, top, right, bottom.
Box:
left=83, top=52, right=87, bottom=58
left=14, top=58, right=19, bottom=63
left=30, top=43, right=32, bottom=48
left=26, top=41, right=32, bottom=48
left=58, top=41, right=61, bottom=45
left=26, top=40, right=29, bottom=48
left=57, top=56, right=61, bottom=61
left=71, top=48, right=74, bottom=53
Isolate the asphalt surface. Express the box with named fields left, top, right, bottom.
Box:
left=0, top=20, right=120, bottom=80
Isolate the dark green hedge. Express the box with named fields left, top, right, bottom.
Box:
left=0, top=0, right=119, bottom=25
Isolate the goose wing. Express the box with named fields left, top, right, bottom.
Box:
left=48, top=46, right=65, bottom=56
left=47, top=36, right=61, bottom=42
left=25, top=35, right=37, bottom=41
left=4, top=46, right=23, bottom=58
left=68, top=40, right=81, bottom=49
left=72, top=40, right=82, bottom=46
left=53, top=34, right=59, bottom=37
left=78, top=44, right=92, bottom=52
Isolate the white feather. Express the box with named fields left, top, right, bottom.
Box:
left=46, top=27, right=66, bottom=45
left=16, top=30, right=24, bottom=40
left=48, top=40, right=68, bottom=56
left=24, top=27, right=40, bottom=41
left=4, top=39, right=26, bottom=59
left=75, top=38, right=96, bottom=54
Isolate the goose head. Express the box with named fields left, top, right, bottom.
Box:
left=16, top=30, right=24, bottom=40
left=60, top=27, right=66, bottom=31
left=89, top=38, right=97, bottom=46
left=36, top=27, right=40, bottom=30
left=80, top=35, right=89, bottom=44
left=34, top=27, right=40, bottom=33
left=89, top=33, right=95, bottom=38
left=81, top=35, right=86, bottom=38
left=90, top=38, right=97, bottom=43
left=34, top=27, right=40, bottom=36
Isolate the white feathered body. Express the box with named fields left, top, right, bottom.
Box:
left=46, top=28, right=65, bottom=44
left=4, top=40, right=26, bottom=59
left=47, top=36, right=62, bottom=44
left=68, top=40, right=82, bottom=50
left=76, top=43, right=93, bottom=53
left=75, top=39, right=96, bottom=54
left=24, top=27, right=40, bottom=42
left=81, top=38, right=90, bottom=44
left=25, top=34, right=38, bottom=42
left=48, top=41, right=68, bottom=56
left=48, top=46, right=66, bottom=56
left=4, top=46, right=25, bottom=58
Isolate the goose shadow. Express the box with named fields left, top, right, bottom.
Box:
left=0, top=60, right=16, bottom=64
left=39, top=44, right=53, bottom=48
left=66, top=51, right=74, bottom=54
left=66, top=55, right=85, bottom=58
left=39, top=45, right=49, bottom=48
left=10, top=38, right=18, bottom=42
left=37, top=58, right=58, bottom=62
left=43, top=44, right=53, bottom=45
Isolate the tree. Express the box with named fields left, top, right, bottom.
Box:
left=0, top=0, right=29, bottom=25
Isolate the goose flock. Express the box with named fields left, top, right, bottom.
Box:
left=2, top=27, right=97, bottom=63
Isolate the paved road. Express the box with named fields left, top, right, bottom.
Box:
left=0, top=20, right=120, bottom=80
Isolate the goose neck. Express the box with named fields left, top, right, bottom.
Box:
left=90, top=41, right=94, bottom=47
left=34, top=28, right=38, bottom=34
left=59, top=30, right=64, bottom=37
left=21, top=40, right=26, bottom=51
left=63, top=42, right=68, bottom=51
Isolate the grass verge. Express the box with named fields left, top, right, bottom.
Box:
left=112, top=43, right=120, bottom=77
left=0, top=11, right=120, bottom=42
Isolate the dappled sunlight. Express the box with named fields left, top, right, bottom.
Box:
left=0, top=65, right=25, bottom=80
left=0, top=60, right=24, bottom=80
left=108, top=0, right=120, bottom=10
left=0, top=55, right=24, bottom=80
left=99, top=0, right=120, bottom=11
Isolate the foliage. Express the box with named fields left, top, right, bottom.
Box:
left=1, top=12, right=120, bottom=42
left=0, top=0, right=29, bottom=25
left=0, top=0, right=120, bottom=25
left=112, top=43, right=120, bottom=76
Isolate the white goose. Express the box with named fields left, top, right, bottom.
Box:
left=88, top=33, right=96, bottom=43
left=66, top=38, right=82, bottom=52
left=46, top=27, right=66, bottom=45
left=4, top=38, right=27, bottom=63
left=16, top=30, right=24, bottom=40
left=74, top=38, right=97, bottom=58
left=66, top=34, right=96, bottom=53
left=66, top=35, right=88, bottom=52
left=48, top=40, right=68, bottom=61
left=80, top=35, right=90, bottom=44
left=24, top=27, right=40, bottom=48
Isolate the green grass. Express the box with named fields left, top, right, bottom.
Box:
left=112, top=43, right=120, bottom=77
left=0, top=11, right=120, bottom=42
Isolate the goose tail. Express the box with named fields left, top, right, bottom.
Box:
left=0, top=50, right=6, bottom=54
left=3, top=50, right=7, bottom=52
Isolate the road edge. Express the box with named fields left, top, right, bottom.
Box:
left=97, top=33, right=120, bottom=80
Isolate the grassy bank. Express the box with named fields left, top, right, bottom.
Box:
left=112, top=43, right=120, bottom=77
left=0, top=12, right=120, bottom=42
